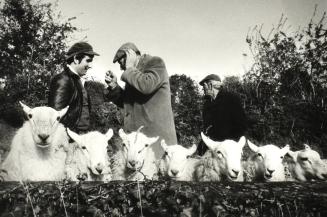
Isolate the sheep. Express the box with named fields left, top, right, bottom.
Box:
left=0, top=102, right=69, bottom=181
left=65, top=128, right=114, bottom=181
left=244, top=140, right=289, bottom=182
left=194, top=133, right=246, bottom=182
left=286, top=144, right=327, bottom=181
left=159, top=140, right=200, bottom=181
left=115, top=126, right=160, bottom=181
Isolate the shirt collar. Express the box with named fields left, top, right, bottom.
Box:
left=67, top=64, right=86, bottom=86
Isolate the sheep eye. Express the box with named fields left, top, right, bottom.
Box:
left=186, top=155, right=190, bottom=159
left=257, top=153, right=262, bottom=157
left=145, top=144, right=149, bottom=147
left=56, top=116, right=60, bottom=121
left=300, top=157, right=308, bottom=161
left=81, top=146, right=87, bottom=150
left=28, top=114, right=32, bottom=119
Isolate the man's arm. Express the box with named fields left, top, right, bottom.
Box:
left=121, top=56, right=166, bottom=95
left=48, top=75, right=73, bottom=110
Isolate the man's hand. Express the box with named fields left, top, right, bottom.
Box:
left=203, top=82, right=215, bottom=99
left=105, top=70, right=118, bottom=90
left=124, top=49, right=137, bottom=69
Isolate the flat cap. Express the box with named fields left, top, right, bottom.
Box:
left=199, top=74, right=221, bottom=86
left=113, top=42, right=140, bottom=63
left=65, top=42, right=99, bottom=60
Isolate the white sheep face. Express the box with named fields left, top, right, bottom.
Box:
left=118, top=127, right=159, bottom=171
left=20, top=102, right=68, bottom=148
left=248, top=141, right=289, bottom=181
left=161, top=140, right=197, bottom=180
left=67, top=128, right=113, bottom=176
left=288, top=144, right=327, bottom=181
left=201, top=133, right=246, bottom=180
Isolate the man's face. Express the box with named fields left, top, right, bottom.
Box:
left=118, top=56, right=127, bottom=71
left=75, top=55, right=93, bottom=76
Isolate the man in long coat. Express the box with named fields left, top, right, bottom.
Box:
left=105, top=42, right=177, bottom=151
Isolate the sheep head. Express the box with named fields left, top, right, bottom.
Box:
left=118, top=126, right=159, bottom=171
left=161, top=140, right=197, bottom=180
left=287, top=144, right=327, bottom=181
left=20, top=101, right=68, bottom=148
left=248, top=140, right=289, bottom=181
left=67, top=128, right=113, bottom=176
left=201, top=133, right=246, bottom=181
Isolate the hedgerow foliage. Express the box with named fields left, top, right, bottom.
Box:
left=169, top=74, right=203, bottom=146
left=238, top=11, right=327, bottom=155
left=0, top=0, right=76, bottom=107
left=1, top=181, right=326, bottom=217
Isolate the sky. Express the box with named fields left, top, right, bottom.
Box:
left=54, top=0, right=327, bottom=84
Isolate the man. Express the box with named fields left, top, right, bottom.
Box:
left=105, top=42, right=177, bottom=149
left=48, top=42, right=99, bottom=133
left=197, top=74, right=247, bottom=155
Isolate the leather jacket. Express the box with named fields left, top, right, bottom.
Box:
left=48, top=67, right=83, bottom=130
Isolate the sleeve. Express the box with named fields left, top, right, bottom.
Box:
left=104, top=85, right=124, bottom=108
left=121, top=57, right=166, bottom=95
left=48, top=76, right=73, bottom=110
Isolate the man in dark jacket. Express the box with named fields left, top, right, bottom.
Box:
left=197, top=74, right=247, bottom=155
left=48, top=42, right=99, bottom=133
left=105, top=42, right=177, bottom=157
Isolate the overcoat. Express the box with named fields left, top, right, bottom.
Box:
left=197, top=90, right=247, bottom=155
left=203, top=90, right=247, bottom=141
left=107, top=54, right=177, bottom=148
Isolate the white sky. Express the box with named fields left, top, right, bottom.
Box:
left=54, top=0, right=327, bottom=83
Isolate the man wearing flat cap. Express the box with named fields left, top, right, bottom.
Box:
left=48, top=41, right=99, bottom=133
left=197, top=74, right=247, bottom=155
left=105, top=42, right=177, bottom=156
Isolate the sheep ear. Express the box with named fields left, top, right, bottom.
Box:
left=304, top=144, right=311, bottom=150
left=58, top=106, right=69, bottom=117
left=238, top=136, right=246, bottom=147
left=189, top=144, right=197, bottom=155
left=201, top=132, right=216, bottom=150
left=105, top=128, right=114, bottom=140
left=19, top=101, right=31, bottom=114
left=247, top=140, right=259, bottom=152
left=160, top=139, right=168, bottom=151
left=118, top=128, right=127, bottom=139
left=66, top=128, right=81, bottom=144
left=281, top=144, right=290, bottom=156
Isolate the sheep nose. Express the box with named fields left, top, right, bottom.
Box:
left=171, top=169, right=179, bottom=176
left=96, top=164, right=103, bottom=174
left=232, top=169, right=239, bottom=176
left=96, top=168, right=103, bottom=174
left=267, top=169, right=275, bottom=175
left=38, top=134, right=49, bottom=141
left=129, top=160, right=136, bottom=167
